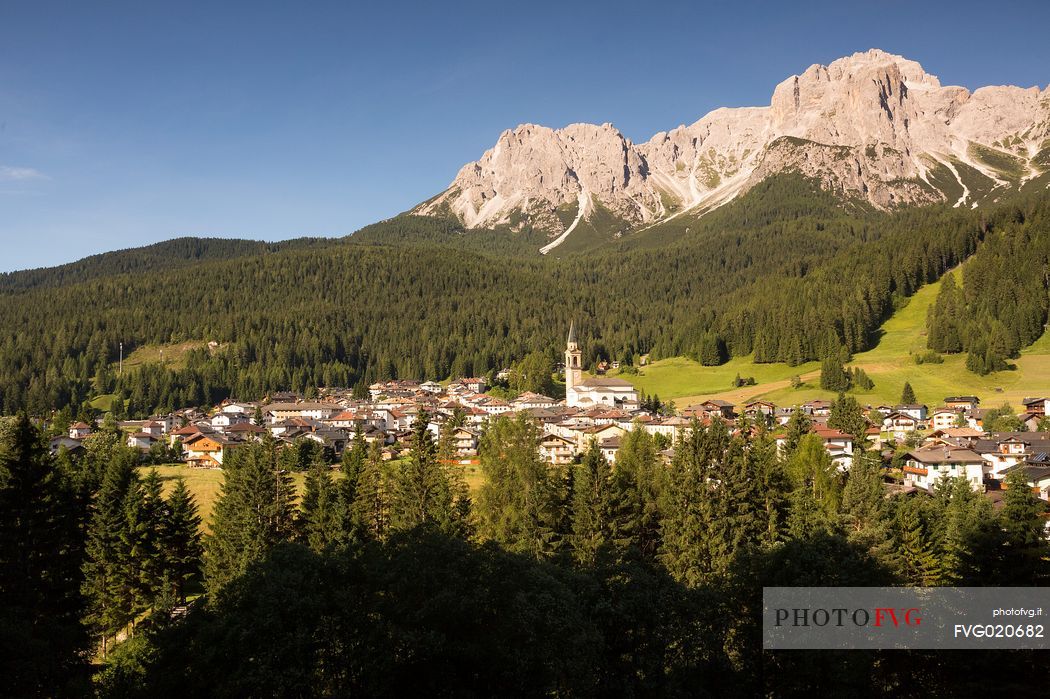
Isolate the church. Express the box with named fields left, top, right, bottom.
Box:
left=564, top=321, right=639, bottom=409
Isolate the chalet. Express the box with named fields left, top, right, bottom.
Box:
left=644, top=416, right=691, bottom=444
left=210, top=412, right=249, bottom=430
left=477, top=397, right=512, bottom=416
left=803, top=400, right=833, bottom=417
left=883, top=411, right=920, bottom=435
left=538, top=433, right=575, bottom=465
left=599, top=435, right=622, bottom=465
left=903, top=444, right=985, bottom=492
left=700, top=399, right=736, bottom=419
left=930, top=408, right=963, bottom=431
left=183, top=433, right=240, bottom=467
left=1000, top=460, right=1050, bottom=501
left=451, top=427, right=479, bottom=457
left=127, top=432, right=159, bottom=450
left=326, top=411, right=361, bottom=429
left=973, top=433, right=1050, bottom=479
left=68, top=421, right=93, bottom=439
left=1021, top=412, right=1044, bottom=432
left=420, top=381, right=444, bottom=394
left=225, top=422, right=266, bottom=441
left=221, top=401, right=259, bottom=415
left=965, top=408, right=989, bottom=431
left=169, top=423, right=212, bottom=446
left=463, top=377, right=488, bottom=393
left=944, top=396, right=980, bottom=412
left=895, top=404, right=928, bottom=421
left=1021, top=397, right=1047, bottom=416
left=300, top=428, right=350, bottom=454
left=744, top=400, right=776, bottom=418
left=49, top=436, right=85, bottom=456
left=812, top=427, right=855, bottom=471
left=572, top=423, right=625, bottom=452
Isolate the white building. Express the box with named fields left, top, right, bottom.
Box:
left=903, top=444, right=985, bottom=492
left=564, top=322, right=638, bottom=409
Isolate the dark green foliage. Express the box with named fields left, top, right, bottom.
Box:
left=204, top=436, right=296, bottom=595
left=828, top=393, right=869, bottom=443
left=298, top=459, right=342, bottom=553
left=0, top=415, right=89, bottom=694
left=997, top=468, right=1050, bottom=583
left=983, top=403, right=1024, bottom=433
left=608, top=426, right=663, bottom=561
left=506, top=350, right=555, bottom=395
left=926, top=202, right=1050, bottom=374
left=570, top=441, right=615, bottom=565
left=476, top=413, right=560, bottom=557
left=161, top=478, right=202, bottom=603
left=390, top=410, right=470, bottom=535
left=900, top=381, right=917, bottom=405
left=4, top=175, right=1035, bottom=416
left=820, top=349, right=851, bottom=392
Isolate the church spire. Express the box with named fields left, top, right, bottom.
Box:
left=567, top=319, right=577, bottom=346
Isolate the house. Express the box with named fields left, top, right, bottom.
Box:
left=1021, top=397, right=1047, bottom=417
left=183, top=433, right=239, bottom=467
left=803, top=400, right=833, bottom=417
left=1021, top=412, right=1044, bottom=432
left=744, top=400, right=777, bottom=418
left=883, top=411, right=920, bottom=435
left=539, top=433, right=575, bottom=465
left=973, top=433, right=1050, bottom=480
left=903, top=444, right=985, bottom=492
left=463, top=377, right=488, bottom=394
left=68, top=421, right=93, bottom=440
left=49, top=436, right=85, bottom=456
left=572, top=424, right=625, bottom=452
left=512, top=392, right=558, bottom=410
left=812, top=427, right=855, bottom=471
left=420, top=381, right=444, bottom=394
left=127, top=432, right=159, bottom=450
left=210, top=412, right=249, bottom=430
left=930, top=408, right=963, bottom=431
left=1000, top=459, right=1050, bottom=501
left=895, top=404, right=928, bottom=421
left=944, top=396, right=980, bottom=412
left=263, top=402, right=341, bottom=423
left=599, top=435, right=622, bottom=465
left=445, top=427, right=477, bottom=458
left=225, top=422, right=266, bottom=441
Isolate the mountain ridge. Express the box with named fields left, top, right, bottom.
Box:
left=414, top=49, right=1050, bottom=251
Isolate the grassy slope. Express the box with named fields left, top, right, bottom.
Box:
left=625, top=268, right=1050, bottom=409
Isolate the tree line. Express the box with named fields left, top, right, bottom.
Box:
left=3, top=402, right=1046, bottom=695
left=4, top=175, right=1048, bottom=417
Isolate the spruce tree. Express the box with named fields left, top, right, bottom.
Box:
left=570, top=440, right=614, bottom=566
left=828, top=393, right=869, bottom=444
left=82, top=452, right=139, bottom=655
left=786, top=433, right=843, bottom=520
left=0, top=414, right=88, bottom=691
left=136, top=468, right=168, bottom=613
left=204, top=435, right=296, bottom=596
left=892, top=498, right=942, bottom=586
left=391, top=410, right=465, bottom=534
left=298, top=457, right=342, bottom=553
left=997, top=468, right=1050, bottom=583
left=352, top=440, right=391, bottom=542
left=161, top=477, right=202, bottom=603
left=608, top=425, right=663, bottom=560
left=840, top=449, right=891, bottom=560
left=476, top=413, right=559, bottom=557
left=337, top=427, right=367, bottom=543
left=782, top=408, right=812, bottom=457
left=900, top=382, right=917, bottom=405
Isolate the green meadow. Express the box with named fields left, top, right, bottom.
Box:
left=625, top=268, right=1050, bottom=410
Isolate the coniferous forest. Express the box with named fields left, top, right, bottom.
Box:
left=1, top=407, right=1045, bottom=696
left=2, top=174, right=1049, bottom=417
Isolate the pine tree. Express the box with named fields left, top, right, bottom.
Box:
left=820, top=351, right=850, bottom=392
left=204, top=435, right=296, bottom=596
left=782, top=408, right=812, bottom=457
left=352, top=440, right=391, bottom=542
left=828, top=393, right=869, bottom=444
left=390, top=410, right=465, bottom=534
left=298, top=457, right=342, bottom=553
left=570, top=440, right=614, bottom=566
left=997, top=468, right=1050, bottom=583
left=608, top=425, right=663, bottom=560
left=893, top=498, right=942, bottom=586
left=82, top=452, right=139, bottom=655
left=786, top=433, right=843, bottom=521
left=161, top=477, right=202, bottom=603
left=476, top=413, right=559, bottom=558
left=900, top=382, right=917, bottom=405
left=840, top=449, right=891, bottom=559
left=337, top=427, right=367, bottom=543
left=0, top=414, right=88, bottom=690
left=137, top=468, right=168, bottom=613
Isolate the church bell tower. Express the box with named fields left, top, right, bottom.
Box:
left=565, top=320, right=582, bottom=404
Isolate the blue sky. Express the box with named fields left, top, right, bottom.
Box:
left=2, top=0, right=1048, bottom=272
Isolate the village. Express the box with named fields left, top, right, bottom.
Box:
left=46, top=326, right=1050, bottom=508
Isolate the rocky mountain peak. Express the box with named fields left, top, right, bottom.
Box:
left=416, top=50, right=1050, bottom=251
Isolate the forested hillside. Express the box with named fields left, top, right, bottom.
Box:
left=1, top=174, right=1048, bottom=416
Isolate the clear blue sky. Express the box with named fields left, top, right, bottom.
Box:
left=2, top=0, right=1048, bottom=272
